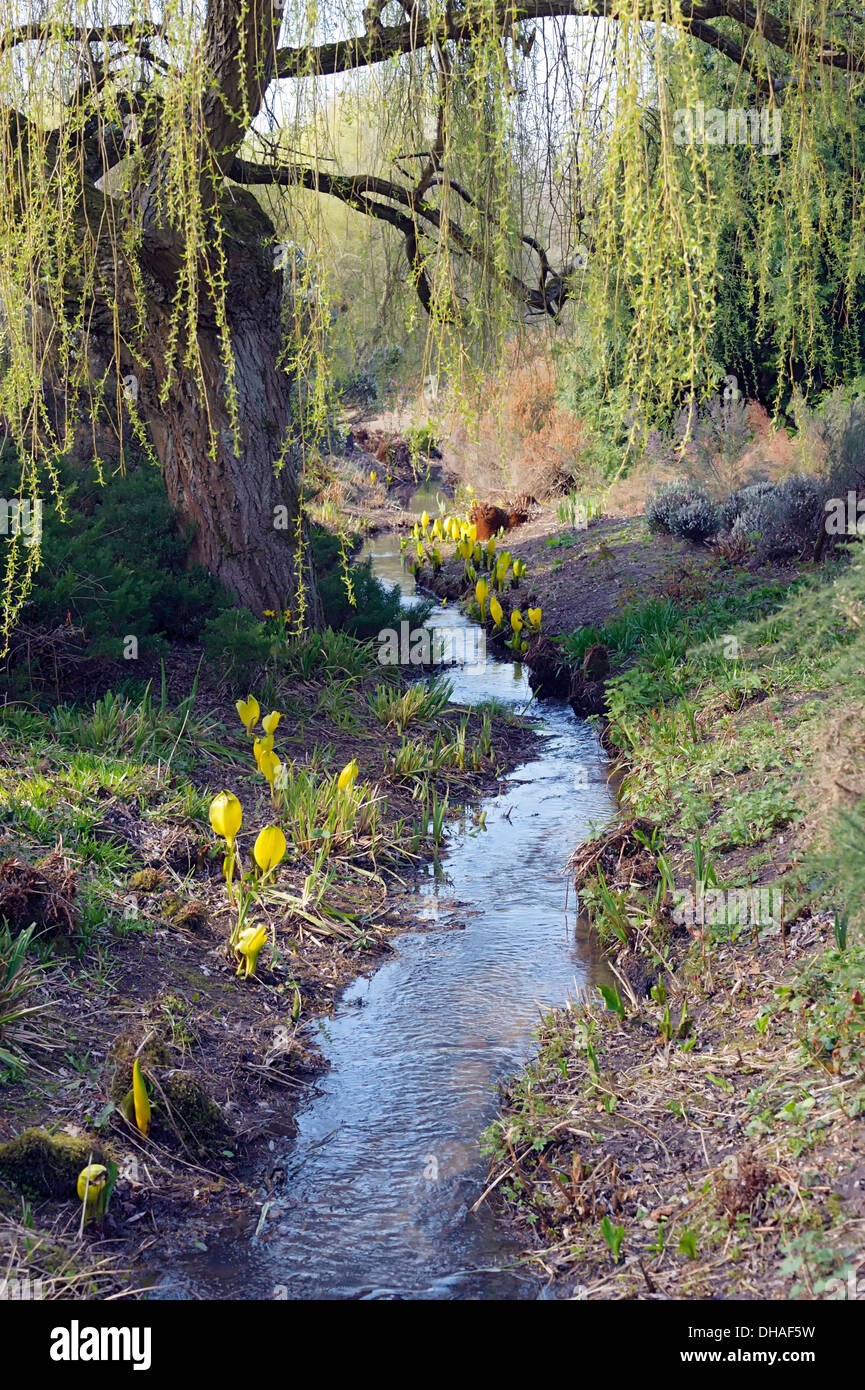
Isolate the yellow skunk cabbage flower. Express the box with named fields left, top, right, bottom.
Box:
left=254, top=825, right=287, bottom=876
left=259, top=750, right=282, bottom=793
left=528, top=607, right=542, bottom=629
left=495, top=551, right=512, bottom=583
left=235, top=924, right=267, bottom=978
left=448, top=518, right=460, bottom=541
left=253, top=734, right=274, bottom=768
left=432, top=518, right=442, bottom=540
left=511, top=609, right=524, bottom=633
left=513, top=558, right=526, bottom=580
left=132, top=1058, right=151, bottom=1136
left=421, top=510, right=430, bottom=531
left=236, top=696, right=259, bottom=734
left=486, top=536, right=496, bottom=559
left=467, top=522, right=478, bottom=545
left=77, top=1164, right=108, bottom=1221
left=370, top=470, right=377, bottom=483
left=475, top=578, right=489, bottom=617
left=338, top=759, right=359, bottom=792
left=490, top=594, right=504, bottom=628
left=262, top=710, right=282, bottom=736
left=209, top=791, right=242, bottom=846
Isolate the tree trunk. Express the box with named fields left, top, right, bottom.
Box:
left=137, top=189, right=319, bottom=623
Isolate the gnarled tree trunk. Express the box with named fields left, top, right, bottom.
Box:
left=137, top=190, right=318, bottom=621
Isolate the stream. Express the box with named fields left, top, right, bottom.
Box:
left=169, top=530, right=614, bottom=1300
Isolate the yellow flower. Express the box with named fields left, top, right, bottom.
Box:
left=421, top=510, right=430, bottom=530
left=511, top=609, right=524, bottom=633
left=209, top=790, right=242, bottom=846
left=528, top=607, right=542, bottom=629
left=132, top=1057, right=151, bottom=1136
left=236, top=695, right=260, bottom=734
left=490, top=594, right=504, bottom=628
left=370, top=470, right=377, bottom=483
left=77, top=1164, right=108, bottom=1221
left=235, top=924, right=267, bottom=978
left=486, top=536, right=496, bottom=558
left=475, top=578, right=489, bottom=617
left=254, top=825, right=287, bottom=876
left=467, top=523, right=478, bottom=545
left=495, top=551, right=512, bottom=584
left=253, top=734, right=274, bottom=768
left=262, top=710, right=282, bottom=736
left=263, top=609, right=275, bottom=618
left=338, top=758, right=359, bottom=792
left=258, top=749, right=282, bottom=792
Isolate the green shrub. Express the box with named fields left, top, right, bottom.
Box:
left=201, top=608, right=271, bottom=679
left=0, top=447, right=230, bottom=657
left=311, top=525, right=429, bottom=639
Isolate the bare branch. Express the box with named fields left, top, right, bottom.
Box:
left=275, top=1, right=865, bottom=81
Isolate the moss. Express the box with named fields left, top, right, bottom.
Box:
left=159, top=891, right=207, bottom=931
left=107, top=1030, right=172, bottom=1103
left=0, top=1128, right=105, bottom=1198
left=129, top=867, right=166, bottom=892
left=159, top=1073, right=227, bottom=1152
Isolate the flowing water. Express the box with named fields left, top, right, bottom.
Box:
left=169, top=534, right=614, bottom=1300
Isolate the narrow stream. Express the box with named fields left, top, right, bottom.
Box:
left=170, top=534, right=614, bottom=1300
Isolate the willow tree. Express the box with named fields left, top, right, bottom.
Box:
left=1, top=2, right=862, bottom=645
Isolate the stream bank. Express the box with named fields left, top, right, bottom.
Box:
left=1, top=522, right=617, bottom=1300
left=0, top=562, right=540, bottom=1295
left=152, top=533, right=614, bottom=1299
left=478, top=549, right=865, bottom=1300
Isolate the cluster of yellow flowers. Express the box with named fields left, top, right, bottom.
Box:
left=207, top=699, right=360, bottom=980
left=402, top=507, right=542, bottom=653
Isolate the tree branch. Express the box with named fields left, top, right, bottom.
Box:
left=275, top=1, right=865, bottom=81
left=230, top=155, right=566, bottom=317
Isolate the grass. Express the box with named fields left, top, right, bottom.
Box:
left=0, top=923, right=47, bottom=1074
left=368, top=675, right=453, bottom=732
left=483, top=549, right=865, bottom=1299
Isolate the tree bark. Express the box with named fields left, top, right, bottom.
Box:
left=135, top=189, right=319, bottom=621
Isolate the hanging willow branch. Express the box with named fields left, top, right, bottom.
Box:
left=0, top=0, right=862, bottom=646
